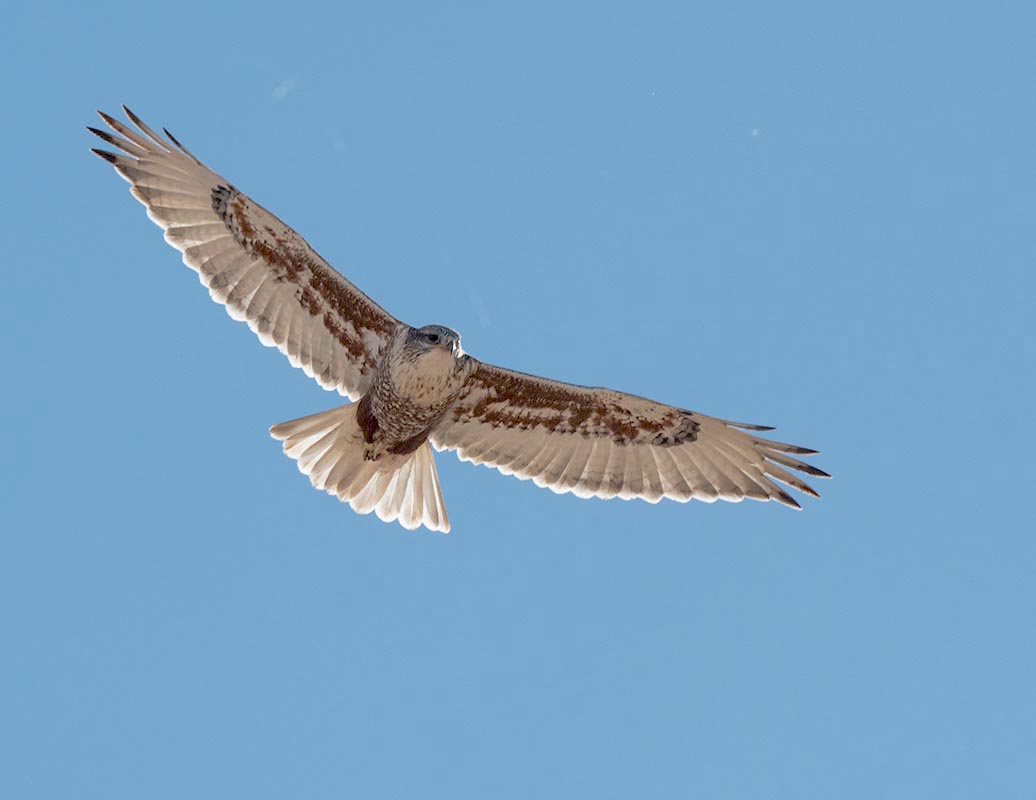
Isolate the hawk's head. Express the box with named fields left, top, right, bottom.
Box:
left=408, top=325, right=464, bottom=357
left=388, top=325, right=473, bottom=405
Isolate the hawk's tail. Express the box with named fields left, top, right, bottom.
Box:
left=269, top=404, right=450, bottom=533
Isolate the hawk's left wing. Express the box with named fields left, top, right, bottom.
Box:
left=89, top=107, right=402, bottom=400
left=432, top=362, right=829, bottom=508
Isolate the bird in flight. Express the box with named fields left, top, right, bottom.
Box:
left=89, top=106, right=828, bottom=533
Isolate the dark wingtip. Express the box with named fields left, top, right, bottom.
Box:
left=163, top=127, right=184, bottom=148
left=97, top=109, right=117, bottom=126
left=122, top=104, right=144, bottom=128
left=87, top=126, right=117, bottom=145
left=730, top=421, right=775, bottom=431
left=90, top=148, right=118, bottom=163
left=775, top=490, right=802, bottom=510
left=791, top=462, right=830, bottom=478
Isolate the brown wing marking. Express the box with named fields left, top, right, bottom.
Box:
left=211, top=185, right=397, bottom=373
left=447, top=363, right=701, bottom=446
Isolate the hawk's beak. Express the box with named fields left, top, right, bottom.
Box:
left=451, top=339, right=464, bottom=357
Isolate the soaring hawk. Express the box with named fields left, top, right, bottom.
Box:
left=89, top=107, right=828, bottom=533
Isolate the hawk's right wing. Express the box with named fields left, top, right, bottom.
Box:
left=90, top=106, right=402, bottom=400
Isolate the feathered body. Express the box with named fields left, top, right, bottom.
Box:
left=89, top=107, right=829, bottom=534
left=356, top=326, right=474, bottom=461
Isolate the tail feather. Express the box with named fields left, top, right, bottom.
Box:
left=385, top=460, right=413, bottom=517
left=364, top=470, right=397, bottom=517
left=269, top=404, right=450, bottom=533
left=424, top=444, right=450, bottom=530
left=328, top=454, right=364, bottom=499
left=349, top=472, right=384, bottom=516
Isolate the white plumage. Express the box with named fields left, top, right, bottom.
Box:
left=270, top=405, right=449, bottom=532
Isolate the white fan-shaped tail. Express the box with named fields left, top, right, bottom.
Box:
left=269, top=404, right=450, bottom=533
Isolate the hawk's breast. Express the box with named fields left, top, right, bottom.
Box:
left=393, top=348, right=466, bottom=408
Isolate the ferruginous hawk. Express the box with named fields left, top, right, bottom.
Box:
left=89, top=107, right=829, bottom=533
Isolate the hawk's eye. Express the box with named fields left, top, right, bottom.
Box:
left=426, top=333, right=440, bottom=344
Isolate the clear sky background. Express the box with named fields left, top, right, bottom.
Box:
left=2, top=2, right=1034, bottom=798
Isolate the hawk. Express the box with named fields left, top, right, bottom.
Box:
left=89, top=107, right=829, bottom=533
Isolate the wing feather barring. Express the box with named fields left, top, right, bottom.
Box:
left=90, top=107, right=829, bottom=533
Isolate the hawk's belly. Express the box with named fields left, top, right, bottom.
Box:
left=360, top=349, right=465, bottom=458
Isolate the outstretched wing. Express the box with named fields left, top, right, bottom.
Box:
left=432, top=363, right=829, bottom=508
left=89, top=106, right=401, bottom=400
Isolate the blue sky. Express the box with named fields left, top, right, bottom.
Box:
left=2, top=1, right=1034, bottom=797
